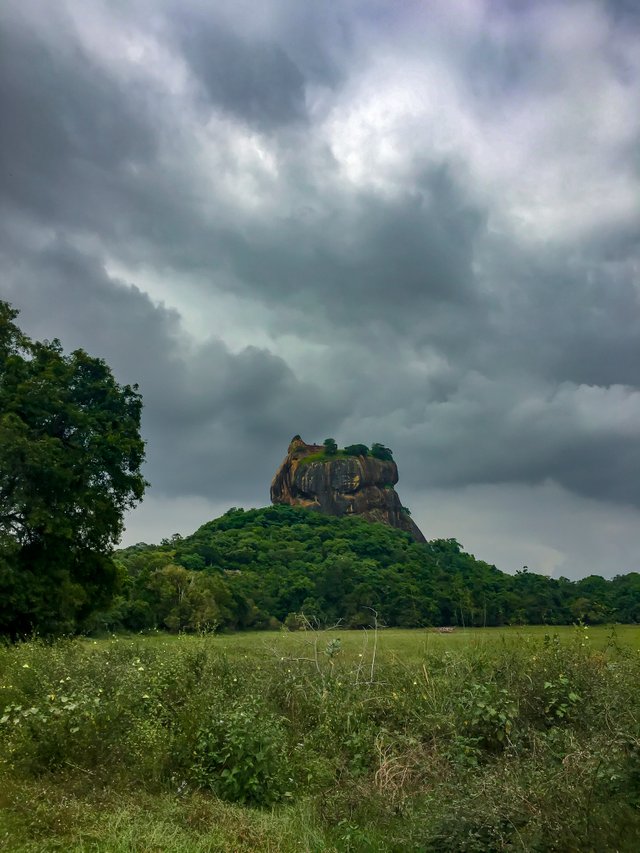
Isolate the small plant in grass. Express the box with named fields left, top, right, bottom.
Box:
left=324, top=637, right=342, bottom=662
left=192, top=698, right=291, bottom=806
left=520, top=632, right=585, bottom=729
left=458, top=683, right=518, bottom=750
left=541, top=674, right=582, bottom=725
left=445, top=733, right=483, bottom=768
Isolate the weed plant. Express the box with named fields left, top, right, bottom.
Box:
left=0, top=626, right=639, bottom=851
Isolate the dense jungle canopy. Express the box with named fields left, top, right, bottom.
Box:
left=109, top=505, right=640, bottom=634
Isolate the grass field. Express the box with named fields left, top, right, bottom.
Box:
left=151, top=623, right=640, bottom=659
left=1, top=625, right=639, bottom=851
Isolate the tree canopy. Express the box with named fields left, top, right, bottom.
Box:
left=370, top=443, right=394, bottom=461
left=322, top=437, right=338, bottom=455
left=110, top=505, right=640, bottom=634
left=344, top=444, right=369, bottom=457
left=0, top=301, right=146, bottom=636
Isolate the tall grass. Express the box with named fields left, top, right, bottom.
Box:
left=1, top=626, right=639, bottom=851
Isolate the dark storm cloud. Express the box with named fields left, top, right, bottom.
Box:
left=482, top=245, right=640, bottom=390
left=391, top=374, right=640, bottom=503
left=216, top=165, right=487, bottom=333
left=177, top=19, right=308, bottom=129
left=0, top=5, right=156, bottom=224
left=608, top=0, right=640, bottom=24
left=1, top=0, right=486, bottom=340
left=0, top=1, right=482, bottom=334
left=2, top=239, right=344, bottom=500
left=166, top=0, right=355, bottom=128
left=1, top=0, right=639, bottom=573
left=168, top=0, right=350, bottom=90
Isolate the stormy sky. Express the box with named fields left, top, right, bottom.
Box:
left=2, top=0, right=639, bottom=579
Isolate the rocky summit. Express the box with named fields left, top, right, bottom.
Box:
left=270, top=436, right=427, bottom=543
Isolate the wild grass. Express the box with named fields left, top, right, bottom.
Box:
left=134, top=623, right=640, bottom=659
left=1, top=625, right=639, bottom=851
left=295, top=450, right=347, bottom=466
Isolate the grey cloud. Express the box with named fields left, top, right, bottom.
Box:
left=169, top=0, right=350, bottom=89
left=607, top=0, right=640, bottom=25
left=178, top=20, right=308, bottom=129
left=0, top=6, right=156, bottom=224
left=3, top=239, right=345, bottom=501
left=389, top=375, right=640, bottom=509
left=167, top=0, right=355, bottom=130
left=473, top=240, right=640, bottom=389
left=408, top=482, right=640, bottom=580
left=0, top=2, right=487, bottom=334
left=219, top=165, right=487, bottom=334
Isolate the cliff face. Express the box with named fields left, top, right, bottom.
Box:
left=270, top=436, right=426, bottom=543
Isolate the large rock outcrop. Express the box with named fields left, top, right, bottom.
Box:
left=270, top=436, right=426, bottom=543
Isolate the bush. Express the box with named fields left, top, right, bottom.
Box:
left=192, top=698, right=290, bottom=806
left=1, top=631, right=640, bottom=849
left=343, top=444, right=369, bottom=457
left=370, top=443, right=393, bottom=461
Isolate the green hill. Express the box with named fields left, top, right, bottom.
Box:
left=104, top=505, right=640, bottom=634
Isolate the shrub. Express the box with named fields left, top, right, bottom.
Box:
left=457, top=682, right=519, bottom=750
left=2, top=631, right=640, bottom=849
left=192, top=698, right=291, bottom=806
left=370, top=443, right=393, bottom=461
left=343, top=444, right=369, bottom=457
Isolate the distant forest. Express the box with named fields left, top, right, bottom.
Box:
left=106, top=505, right=640, bottom=634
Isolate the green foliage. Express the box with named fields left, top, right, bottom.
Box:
left=370, top=443, right=393, bottom=461
left=343, top=443, right=369, bottom=457
left=113, top=505, right=640, bottom=633
left=298, top=440, right=388, bottom=464
left=322, top=437, right=338, bottom=455
left=0, top=301, right=146, bottom=637
left=542, top=674, right=582, bottom=723
left=458, top=683, right=518, bottom=750
left=193, top=699, right=290, bottom=805
left=1, top=632, right=640, bottom=850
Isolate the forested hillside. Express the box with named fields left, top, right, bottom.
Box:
left=108, top=505, right=640, bottom=633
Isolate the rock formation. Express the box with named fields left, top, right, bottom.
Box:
left=270, top=436, right=427, bottom=543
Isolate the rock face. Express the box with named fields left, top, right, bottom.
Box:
left=270, top=436, right=426, bottom=543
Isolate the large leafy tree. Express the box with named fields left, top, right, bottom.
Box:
left=0, top=301, right=146, bottom=636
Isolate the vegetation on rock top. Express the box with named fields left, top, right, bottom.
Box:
left=297, top=440, right=394, bottom=466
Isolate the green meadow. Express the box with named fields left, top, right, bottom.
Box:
left=1, top=625, right=640, bottom=851
left=157, top=623, right=640, bottom=659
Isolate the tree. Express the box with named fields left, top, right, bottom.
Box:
left=323, top=437, right=338, bottom=456
left=343, top=443, right=369, bottom=457
left=370, top=442, right=393, bottom=461
left=0, top=301, right=146, bottom=636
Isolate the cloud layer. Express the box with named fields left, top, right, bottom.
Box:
left=1, top=0, right=639, bottom=578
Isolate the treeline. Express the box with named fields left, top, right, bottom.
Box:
left=95, top=505, right=640, bottom=634
left=318, top=438, right=394, bottom=460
